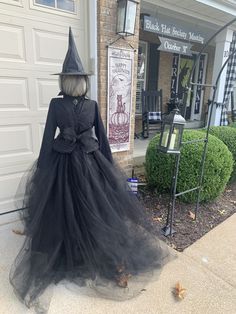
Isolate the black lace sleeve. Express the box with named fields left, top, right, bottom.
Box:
left=37, top=99, right=57, bottom=168
left=94, top=102, right=113, bottom=163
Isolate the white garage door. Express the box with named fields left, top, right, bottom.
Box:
left=0, top=0, right=90, bottom=223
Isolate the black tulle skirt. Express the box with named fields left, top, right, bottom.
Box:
left=9, top=147, right=174, bottom=311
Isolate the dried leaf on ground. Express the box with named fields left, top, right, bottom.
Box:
left=188, top=211, right=196, bottom=220
left=173, top=281, right=187, bottom=300
left=169, top=242, right=177, bottom=250
left=230, top=200, right=236, bottom=205
left=116, top=273, right=132, bottom=288
left=152, top=217, right=162, bottom=222
left=12, top=229, right=25, bottom=235
left=218, top=209, right=226, bottom=215
left=225, top=189, right=232, bottom=193
left=116, top=263, right=125, bottom=274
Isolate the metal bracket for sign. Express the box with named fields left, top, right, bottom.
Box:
left=106, top=35, right=136, bottom=51
left=162, top=17, right=236, bottom=237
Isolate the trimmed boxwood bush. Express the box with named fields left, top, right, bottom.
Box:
left=207, top=126, right=236, bottom=181
left=145, top=130, right=233, bottom=203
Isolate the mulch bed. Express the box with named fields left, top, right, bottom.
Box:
left=138, top=178, right=236, bottom=252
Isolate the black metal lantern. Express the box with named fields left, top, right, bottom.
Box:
left=116, top=0, right=138, bottom=36
left=158, top=109, right=186, bottom=154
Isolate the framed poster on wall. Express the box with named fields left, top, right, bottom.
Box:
left=107, top=46, right=134, bottom=153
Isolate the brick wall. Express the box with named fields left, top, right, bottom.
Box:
left=97, top=0, right=140, bottom=174
left=158, top=51, right=173, bottom=111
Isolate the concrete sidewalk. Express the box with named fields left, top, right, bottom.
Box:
left=0, top=215, right=236, bottom=314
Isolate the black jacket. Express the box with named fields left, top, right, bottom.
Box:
left=37, top=93, right=113, bottom=168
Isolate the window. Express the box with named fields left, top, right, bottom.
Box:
left=136, top=42, right=147, bottom=114
left=35, top=0, right=75, bottom=13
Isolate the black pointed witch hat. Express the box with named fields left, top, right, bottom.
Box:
left=53, top=27, right=91, bottom=75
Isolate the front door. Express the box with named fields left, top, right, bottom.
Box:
left=171, top=53, right=207, bottom=121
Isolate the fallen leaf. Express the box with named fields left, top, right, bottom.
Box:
left=12, top=229, right=25, bottom=235
left=153, top=217, right=162, bottom=222
left=225, top=189, right=232, bottom=193
left=202, top=257, right=208, bottom=263
left=218, top=209, right=226, bottom=215
left=140, top=288, right=146, bottom=292
left=188, top=211, right=196, bottom=220
left=173, top=281, right=187, bottom=300
left=230, top=200, right=236, bottom=205
left=170, top=243, right=177, bottom=250
left=116, top=273, right=132, bottom=288
left=116, top=263, right=125, bottom=274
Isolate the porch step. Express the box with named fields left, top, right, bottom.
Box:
left=133, top=155, right=146, bottom=175
left=133, top=163, right=145, bottom=176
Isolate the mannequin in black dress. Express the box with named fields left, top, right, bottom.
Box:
left=9, top=27, right=174, bottom=312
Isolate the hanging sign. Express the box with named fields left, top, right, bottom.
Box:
left=107, top=47, right=134, bottom=153
left=144, top=16, right=207, bottom=44
left=194, top=54, right=205, bottom=114
left=170, top=54, right=179, bottom=99
left=158, top=37, right=192, bottom=56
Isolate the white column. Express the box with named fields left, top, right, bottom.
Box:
left=209, top=28, right=233, bottom=126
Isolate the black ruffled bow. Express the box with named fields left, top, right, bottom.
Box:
left=52, top=127, right=80, bottom=153
left=53, top=127, right=99, bottom=154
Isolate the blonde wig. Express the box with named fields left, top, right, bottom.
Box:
left=59, top=75, right=89, bottom=97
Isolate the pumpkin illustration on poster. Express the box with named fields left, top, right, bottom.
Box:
left=109, top=69, right=131, bottom=148
left=110, top=94, right=130, bottom=144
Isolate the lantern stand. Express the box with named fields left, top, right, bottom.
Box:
left=158, top=100, right=186, bottom=237
left=159, top=17, right=236, bottom=237
left=161, top=153, right=180, bottom=236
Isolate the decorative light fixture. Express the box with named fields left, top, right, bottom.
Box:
left=116, top=0, right=138, bottom=36
left=158, top=108, right=186, bottom=237
left=158, top=109, right=186, bottom=154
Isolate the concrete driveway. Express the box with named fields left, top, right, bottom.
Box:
left=1, top=215, right=236, bottom=314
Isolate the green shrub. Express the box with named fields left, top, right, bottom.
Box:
left=207, top=126, right=236, bottom=181
left=229, top=122, right=236, bottom=128
left=145, top=130, right=233, bottom=203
